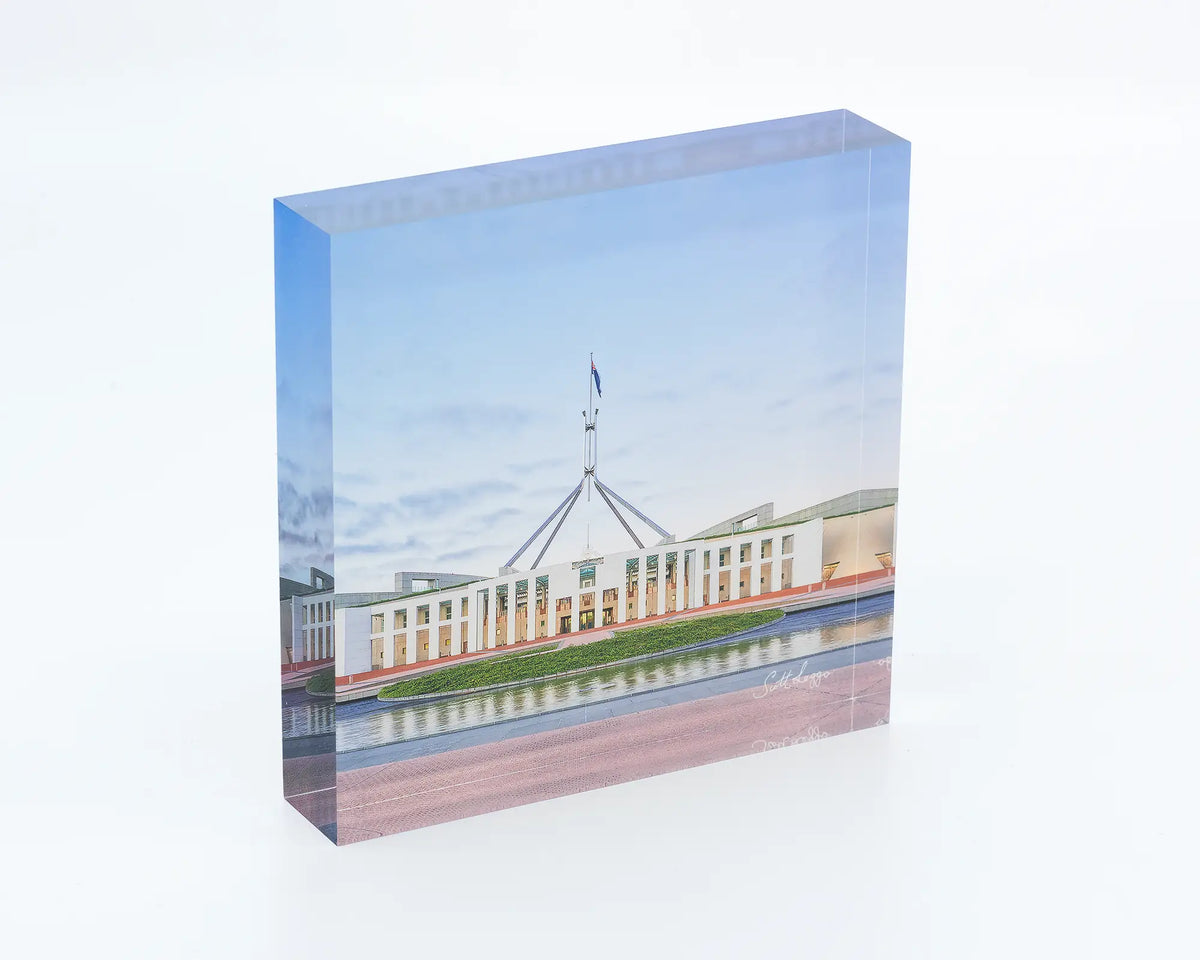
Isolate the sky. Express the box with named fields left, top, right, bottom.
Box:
left=278, top=141, right=909, bottom=591
left=275, top=203, right=334, bottom=585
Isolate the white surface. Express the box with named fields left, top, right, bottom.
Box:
left=1, top=2, right=1197, bottom=956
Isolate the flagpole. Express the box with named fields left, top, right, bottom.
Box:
left=587, top=352, right=593, bottom=501
left=593, top=354, right=598, bottom=501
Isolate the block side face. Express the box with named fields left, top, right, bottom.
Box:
left=848, top=139, right=910, bottom=726
left=275, top=201, right=337, bottom=843
left=278, top=109, right=901, bottom=235
left=842, top=110, right=909, bottom=150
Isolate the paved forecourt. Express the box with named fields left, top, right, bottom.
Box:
left=335, top=651, right=891, bottom=843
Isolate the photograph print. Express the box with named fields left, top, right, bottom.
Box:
left=276, top=110, right=910, bottom=844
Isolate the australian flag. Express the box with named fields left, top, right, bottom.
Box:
left=591, top=359, right=602, bottom=397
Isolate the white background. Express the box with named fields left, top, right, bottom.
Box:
left=2, top=2, right=1198, bottom=956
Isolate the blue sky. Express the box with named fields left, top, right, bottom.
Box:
left=275, top=204, right=334, bottom=584
left=279, top=142, right=908, bottom=591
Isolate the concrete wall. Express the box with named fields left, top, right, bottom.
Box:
left=336, top=605, right=374, bottom=676
left=820, top=505, right=896, bottom=578
left=689, top=502, right=775, bottom=539
left=774, top=488, right=897, bottom=527
left=394, top=571, right=481, bottom=593
left=280, top=598, right=296, bottom=665
left=282, top=590, right=336, bottom=665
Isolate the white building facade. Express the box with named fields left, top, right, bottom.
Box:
left=282, top=589, right=336, bottom=666
left=334, top=501, right=895, bottom=680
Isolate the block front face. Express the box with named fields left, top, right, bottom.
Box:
left=275, top=110, right=909, bottom=844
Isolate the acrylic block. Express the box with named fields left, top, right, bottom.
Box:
left=276, top=109, right=909, bottom=844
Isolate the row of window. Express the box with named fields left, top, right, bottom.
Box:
left=702, top=534, right=794, bottom=571
left=367, top=533, right=801, bottom=636
left=302, top=598, right=332, bottom=625
left=303, top=624, right=331, bottom=660
left=372, top=598, right=466, bottom=634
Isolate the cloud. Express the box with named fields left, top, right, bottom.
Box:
left=277, top=480, right=333, bottom=530
left=339, top=479, right=519, bottom=539
left=436, top=544, right=506, bottom=564
left=338, top=537, right=430, bottom=556
left=277, top=455, right=304, bottom=476
left=477, top=506, right=522, bottom=525
left=333, top=470, right=375, bottom=485
left=814, top=401, right=860, bottom=423
left=279, top=529, right=322, bottom=546
left=505, top=455, right=570, bottom=475
left=397, top=403, right=536, bottom=437
left=630, top=388, right=682, bottom=403
left=277, top=480, right=335, bottom=581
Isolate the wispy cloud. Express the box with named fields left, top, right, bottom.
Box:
left=630, top=388, right=682, bottom=403
left=408, top=403, right=535, bottom=435
left=278, top=480, right=333, bottom=530
left=505, top=455, right=570, bottom=476
left=340, top=479, right=518, bottom=539
left=333, top=470, right=375, bottom=485
left=277, top=455, right=304, bottom=477
left=277, top=480, right=335, bottom=580
left=436, top=544, right=506, bottom=565
left=338, top=537, right=430, bottom=556
left=477, top=506, right=522, bottom=525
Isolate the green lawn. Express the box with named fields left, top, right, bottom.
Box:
left=377, top=608, right=784, bottom=699
left=305, top=667, right=335, bottom=695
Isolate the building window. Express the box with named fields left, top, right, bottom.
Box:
left=761, top=539, right=773, bottom=560
left=719, top=547, right=730, bottom=567
left=394, top=609, right=407, bottom=630
left=461, top=597, right=469, bottom=617
left=703, top=550, right=711, bottom=571
left=417, top=605, right=430, bottom=626
left=440, top=600, right=452, bottom=621
left=782, top=534, right=794, bottom=554
left=325, top=600, right=332, bottom=621
left=301, top=605, right=308, bottom=625
left=739, top=543, right=751, bottom=564
left=370, top=613, right=384, bottom=634
left=579, top=565, right=596, bottom=589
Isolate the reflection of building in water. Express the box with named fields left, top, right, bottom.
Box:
left=335, top=489, right=897, bottom=681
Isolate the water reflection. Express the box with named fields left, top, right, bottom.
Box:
left=282, top=697, right=335, bottom=739
left=336, top=596, right=893, bottom=753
